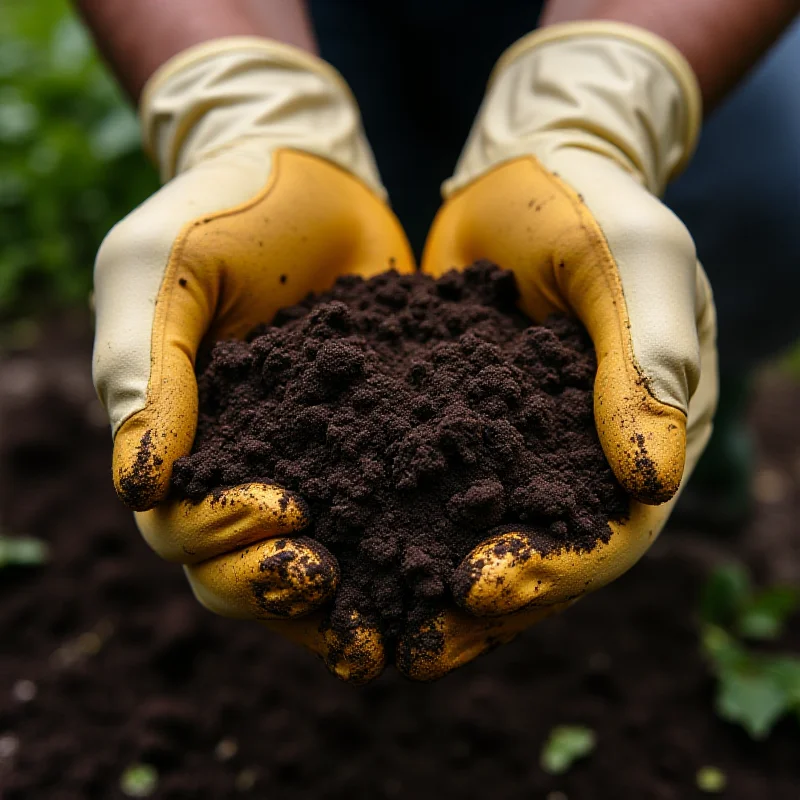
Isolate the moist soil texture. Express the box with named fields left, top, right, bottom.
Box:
left=172, top=263, right=628, bottom=648
left=3, top=318, right=800, bottom=800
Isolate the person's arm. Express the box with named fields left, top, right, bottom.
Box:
left=74, top=0, right=317, bottom=100
left=541, top=0, right=800, bottom=109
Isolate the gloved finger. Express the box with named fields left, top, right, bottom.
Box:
left=396, top=601, right=573, bottom=681
left=135, top=483, right=310, bottom=564
left=93, top=160, right=258, bottom=512
left=107, top=284, right=205, bottom=513
left=184, top=536, right=339, bottom=619
left=557, top=151, right=701, bottom=506
left=451, top=505, right=664, bottom=615
left=263, top=609, right=386, bottom=685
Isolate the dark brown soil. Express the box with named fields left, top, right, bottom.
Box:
left=172, top=263, right=628, bottom=649
left=2, top=316, right=800, bottom=799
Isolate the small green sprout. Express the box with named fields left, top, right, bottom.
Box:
left=539, top=725, right=596, bottom=775
left=696, top=766, right=727, bottom=793
left=700, top=563, right=800, bottom=739
left=120, top=763, right=158, bottom=797
left=0, top=534, right=49, bottom=567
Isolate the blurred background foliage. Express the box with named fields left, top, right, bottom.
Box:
left=0, top=0, right=157, bottom=320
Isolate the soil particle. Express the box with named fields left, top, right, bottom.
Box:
left=172, top=263, right=628, bottom=648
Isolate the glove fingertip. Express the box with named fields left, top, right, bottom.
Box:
left=595, top=402, right=685, bottom=506
left=186, top=536, right=339, bottom=620
left=217, top=483, right=312, bottom=535
left=594, top=360, right=686, bottom=506
left=250, top=536, right=339, bottom=618
left=395, top=613, right=447, bottom=681
left=452, top=528, right=553, bottom=615
left=322, top=619, right=386, bottom=685
left=113, top=423, right=173, bottom=511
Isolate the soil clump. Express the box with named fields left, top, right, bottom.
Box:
left=172, top=262, right=628, bottom=646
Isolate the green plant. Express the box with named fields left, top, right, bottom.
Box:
left=120, top=763, right=158, bottom=797
left=0, top=533, right=49, bottom=567
left=539, top=725, right=596, bottom=775
left=0, top=0, right=158, bottom=319
left=696, top=766, right=727, bottom=793
left=700, top=563, right=800, bottom=739
left=701, top=562, right=799, bottom=641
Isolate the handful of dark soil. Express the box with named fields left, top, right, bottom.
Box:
left=173, top=262, right=628, bottom=646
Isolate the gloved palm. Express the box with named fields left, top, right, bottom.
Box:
left=399, top=23, right=718, bottom=680
left=93, top=39, right=414, bottom=683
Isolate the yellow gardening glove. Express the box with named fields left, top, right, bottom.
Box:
left=400, top=22, right=718, bottom=680
left=92, top=38, right=414, bottom=683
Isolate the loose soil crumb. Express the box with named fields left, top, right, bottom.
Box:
left=172, top=262, right=628, bottom=647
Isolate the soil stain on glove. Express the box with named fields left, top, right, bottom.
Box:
left=172, top=263, right=628, bottom=650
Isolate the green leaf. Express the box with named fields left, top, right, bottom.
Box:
left=90, top=108, right=140, bottom=160
left=120, top=764, right=158, bottom=798
left=0, top=535, right=49, bottom=568
left=0, top=0, right=159, bottom=319
left=0, top=40, right=33, bottom=79
left=0, top=89, right=39, bottom=143
left=49, top=16, right=92, bottom=73
left=764, top=656, right=800, bottom=706
left=715, top=668, right=789, bottom=740
left=700, top=565, right=800, bottom=740
left=696, top=766, right=727, bottom=793
left=704, top=626, right=800, bottom=738
left=737, top=586, right=800, bottom=641
left=540, top=725, right=596, bottom=775
left=700, top=563, right=751, bottom=627
left=701, top=624, right=749, bottom=674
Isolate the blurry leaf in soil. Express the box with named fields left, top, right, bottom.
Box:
left=697, top=766, right=727, bottom=793
left=540, top=725, right=596, bottom=775
left=120, top=763, right=158, bottom=797
left=765, top=657, right=800, bottom=708
left=716, top=669, right=788, bottom=740
left=700, top=562, right=798, bottom=641
left=700, top=563, right=751, bottom=628
left=703, top=624, right=800, bottom=739
left=737, top=585, right=800, bottom=641
left=0, top=534, right=49, bottom=568
left=701, top=625, right=749, bottom=673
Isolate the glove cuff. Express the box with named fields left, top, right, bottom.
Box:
left=139, top=37, right=386, bottom=198
left=445, top=21, right=702, bottom=198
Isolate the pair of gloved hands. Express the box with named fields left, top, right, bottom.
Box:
left=93, top=22, right=717, bottom=683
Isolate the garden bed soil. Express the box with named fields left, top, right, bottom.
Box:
left=173, top=263, right=627, bottom=649
left=1, top=315, right=799, bottom=799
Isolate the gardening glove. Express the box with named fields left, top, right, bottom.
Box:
left=93, top=38, right=414, bottom=684
left=403, top=22, right=718, bottom=680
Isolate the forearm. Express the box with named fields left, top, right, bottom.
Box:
left=74, top=0, right=317, bottom=101
left=541, top=0, right=800, bottom=109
